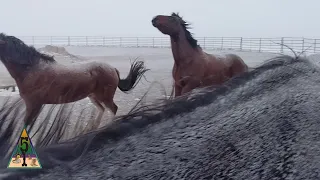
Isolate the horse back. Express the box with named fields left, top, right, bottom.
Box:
left=225, top=54, right=249, bottom=73
left=20, top=62, right=118, bottom=96
left=207, top=53, right=248, bottom=71
left=193, top=52, right=246, bottom=85
left=78, top=61, right=119, bottom=86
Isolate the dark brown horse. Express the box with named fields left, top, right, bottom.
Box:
left=0, top=33, right=149, bottom=128
left=152, top=13, right=249, bottom=97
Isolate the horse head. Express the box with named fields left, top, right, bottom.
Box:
left=0, top=33, right=55, bottom=67
left=152, top=12, right=187, bottom=36
left=0, top=34, right=24, bottom=63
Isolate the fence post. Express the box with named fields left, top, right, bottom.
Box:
left=102, top=37, right=105, bottom=46
left=50, top=36, right=53, bottom=45
left=314, top=39, right=317, bottom=53
left=240, top=37, right=243, bottom=51
left=302, top=38, right=305, bottom=52
left=68, top=36, right=70, bottom=46
left=280, top=37, right=284, bottom=53
left=86, top=36, right=88, bottom=46
left=221, top=37, right=224, bottom=50
left=203, top=37, right=206, bottom=49
left=32, top=36, right=35, bottom=45
left=152, top=37, right=155, bottom=48
left=212, top=38, right=214, bottom=49
left=259, top=38, right=262, bottom=52
left=120, top=37, right=122, bottom=47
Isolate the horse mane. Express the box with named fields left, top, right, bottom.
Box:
left=171, top=12, right=199, bottom=49
left=0, top=33, right=56, bottom=67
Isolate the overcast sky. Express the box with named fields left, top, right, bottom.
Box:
left=1, top=0, right=319, bottom=38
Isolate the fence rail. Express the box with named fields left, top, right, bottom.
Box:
left=18, top=36, right=320, bottom=54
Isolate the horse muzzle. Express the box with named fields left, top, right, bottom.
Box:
left=151, top=17, right=159, bottom=27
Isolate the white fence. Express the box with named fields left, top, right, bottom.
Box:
left=18, top=36, right=320, bottom=54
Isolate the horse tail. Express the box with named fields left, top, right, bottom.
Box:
left=115, top=60, right=149, bottom=92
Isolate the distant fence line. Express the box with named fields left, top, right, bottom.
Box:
left=18, top=36, right=320, bottom=54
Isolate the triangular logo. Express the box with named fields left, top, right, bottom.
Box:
left=7, top=125, right=42, bottom=169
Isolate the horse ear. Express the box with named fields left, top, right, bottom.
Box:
left=171, top=12, right=181, bottom=19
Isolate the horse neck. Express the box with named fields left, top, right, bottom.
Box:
left=170, top=33, right=198, bottom=66
left=2, top=61, right=27, bottom=83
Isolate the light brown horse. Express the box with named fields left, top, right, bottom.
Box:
left=0, top=33, right=149, bottom=128
left=152, top=13, right=249, bottom=97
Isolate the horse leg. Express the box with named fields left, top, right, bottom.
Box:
left=100, top=100, right=118, bottom=125
left=89, top=96, right=105, bottom=129
left=24, top=103, right=42, bottom=130
left=97, top=86, right=118, bottom=124
left=181, top=81, right=201, bottom=95
left=174, top=84, right=182, bottom=97
left=102, top=100, right=118, bottom=116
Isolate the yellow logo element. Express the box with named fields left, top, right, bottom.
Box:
left=7, top=126, right=42, bottom=169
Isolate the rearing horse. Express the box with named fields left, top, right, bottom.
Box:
left=152, top=13, right=249, bottom=97
left=0, top=33, right=149, bottom=128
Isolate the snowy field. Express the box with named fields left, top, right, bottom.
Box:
left=3, top=46, right=319, bottom=139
